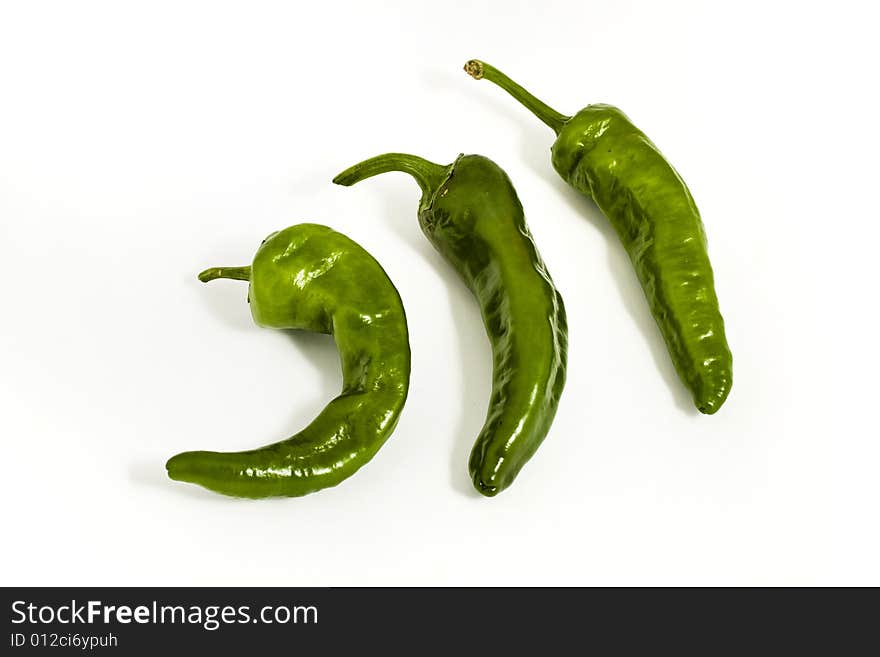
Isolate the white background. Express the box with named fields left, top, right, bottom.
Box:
left=1, top=0, right=877, bottom=586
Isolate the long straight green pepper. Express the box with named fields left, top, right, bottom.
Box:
left=465, top=60, right=732, bottom=414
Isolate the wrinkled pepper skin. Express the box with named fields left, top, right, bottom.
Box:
left=334, top=154, right=567, bottom=496
left=166, top=224, right=410, bottom=498
left=465, top=60, right=732, bottom=414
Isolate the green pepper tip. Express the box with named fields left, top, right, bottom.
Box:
left=474, top=479, right=500, bottom=497
left=697, top=394, right=725, bottom=415
left=331, top=171, right=354, bottom=186
left=165, top=453, right=190, bottom=483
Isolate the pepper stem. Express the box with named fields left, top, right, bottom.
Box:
left=332, top=153, right=448, bottom=197
left=198, top=266, right=251, bottom=283
left=464, top=59, right=569, bottom=135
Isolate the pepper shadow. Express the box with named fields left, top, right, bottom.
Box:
left=344, top=179, right=488, bottom=498
left=274, top=329, right=343, bottom=434
left=190, top=273, right=253, bottom=333
left=192, top=272, right=343, bottom=424
left=196, top=280, right=343, bottom=439
left=462, top=88, right=696, bottom=415
left=444, top=283, right=492, bottom=498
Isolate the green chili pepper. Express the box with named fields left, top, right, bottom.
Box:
left=333, top=153, right=567, bottom=497
left=464, top=60, right=732, bottom=414
left=166, top=224, right=411, bottom=498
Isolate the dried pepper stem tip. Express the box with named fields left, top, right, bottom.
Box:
left=464, top=59, right=484, bottom=79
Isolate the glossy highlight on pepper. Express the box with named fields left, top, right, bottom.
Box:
left=464, top=59, right=732, bottom=414
left=166, top=223, right=411, bottom=498
left=334, top=153, right=567, bottom=496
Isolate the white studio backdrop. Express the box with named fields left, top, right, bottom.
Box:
left=0, top=0, right=876, bottom=585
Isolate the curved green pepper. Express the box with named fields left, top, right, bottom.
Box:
left=166, top=223, right=411, bottom=498
left=334, top=153, right=567, bottom=497
left=464, top=60, right=732, bottom=414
